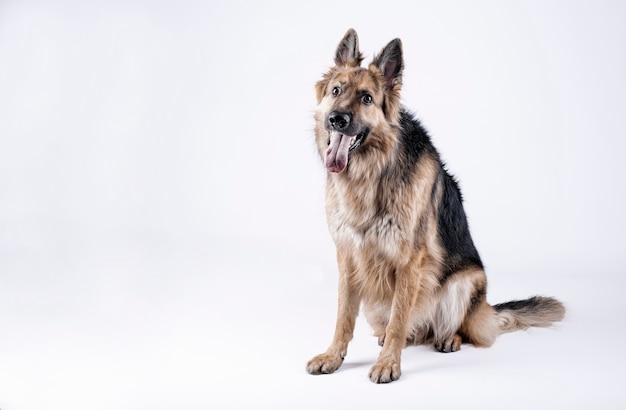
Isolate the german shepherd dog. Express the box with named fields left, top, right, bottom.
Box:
left=306, top=29, right=565, bottom=383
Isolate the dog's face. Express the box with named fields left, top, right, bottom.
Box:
left=315, top=29, right=404, bottom=174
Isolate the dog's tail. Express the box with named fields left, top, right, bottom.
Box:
left=493, top=296, right=565, bottom=334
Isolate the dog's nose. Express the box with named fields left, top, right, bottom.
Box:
left=328, top=111, right=351, bottom=131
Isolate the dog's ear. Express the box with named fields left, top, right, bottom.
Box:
left=315, top=79, right=327, bottom=103
left=372, top=38, right=403, bottom=89
left=335, top=28, right=363, bottom=67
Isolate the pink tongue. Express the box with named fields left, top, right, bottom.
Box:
left=325, top=131, right=353, bottom=173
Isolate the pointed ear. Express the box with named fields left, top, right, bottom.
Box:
left=372, top=38, right=403, bottom=88
left=335, top=28, right=363, bottom=67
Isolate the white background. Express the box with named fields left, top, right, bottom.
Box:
left=1, top=1, right=625, bottom=409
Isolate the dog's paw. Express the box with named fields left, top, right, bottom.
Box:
left=434, top=334, right=462, bottom=353
left=368, top=359, right=401, bottom=383
left=306, top=353, right=343, bottom=375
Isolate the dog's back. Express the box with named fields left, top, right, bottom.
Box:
left=306, top=29, right=564, bottom=384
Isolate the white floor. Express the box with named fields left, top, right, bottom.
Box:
left=0, top=239, right=624, bottom=410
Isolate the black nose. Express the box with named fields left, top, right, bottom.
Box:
left=328, top=111, right=351, bottom=131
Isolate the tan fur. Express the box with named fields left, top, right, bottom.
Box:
left=306, top=29, right=564, bottom=384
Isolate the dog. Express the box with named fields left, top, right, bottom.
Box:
left=306, top=29, right=565, bottom=384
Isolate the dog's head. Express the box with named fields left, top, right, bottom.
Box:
left=315, top=29, right=404, bottom=174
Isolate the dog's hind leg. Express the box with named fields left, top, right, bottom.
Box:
left=433, top=268, right=486, bottom=352
left=306, top=250, right=360, bottom=375
left=459, top=300, right=499, bottom=348
left=361, top=303, right=390, bottom=347
left=434, top=333, right=463, bottom=353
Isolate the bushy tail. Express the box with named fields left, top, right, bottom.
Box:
left=493, top=296, right=565, bottom=334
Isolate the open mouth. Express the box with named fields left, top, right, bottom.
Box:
left=324, top=129, right=369, bottom=173
left=348, top=131, right=366, bottom=152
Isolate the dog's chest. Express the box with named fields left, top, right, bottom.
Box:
left=327, top=182, right=407, bottom=257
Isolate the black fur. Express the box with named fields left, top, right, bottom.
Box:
left=397, top=110, right=432, bottom=183
left=397, top=109, right=483, bottom=277
left=437, top=171, right=484, bottom=276
left=493, top=296, right=546, bottom=312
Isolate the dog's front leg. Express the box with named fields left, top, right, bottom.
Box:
left=368, top=268, right=418, bottom=383
left=306, top=253, right=360, bottom=375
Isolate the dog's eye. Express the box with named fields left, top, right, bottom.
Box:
left=331, top=86, right=340, bottom=97
left=361, top=94, right=373, bottom=105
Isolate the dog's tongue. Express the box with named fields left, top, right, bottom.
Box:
left=325, top=131, right=353, bottom=173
